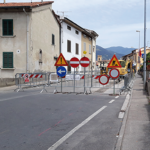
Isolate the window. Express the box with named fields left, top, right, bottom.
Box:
left=3, top=19, right=13, bottom=36
left=84, top=43, right=86, bottom=51
left=3, top=52, right=13, bottom=68
left=93, top=46, right=95, bottom=52
left=39, top=49, right=42, bottom=63
left=67, top=40, right=71, bottom=52
left=75, top=30, right=79, bottom=34
left=83, top=34, right=86, bottom=38
left=67, top=26, right=71, bottom=30
left=76, top=43, right=79, bottom=54
left=52, top=34, right=55, bottom=45
left=89, top=45, right=91, bottom=54
left=67, top=61, right=71, bottom=72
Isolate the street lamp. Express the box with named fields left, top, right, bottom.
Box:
left=144, top=0, right=146, bottom=88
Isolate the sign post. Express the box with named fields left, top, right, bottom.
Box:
left=109, top=68, right=120, bottom=95
left=55, top=53, right=68, bottom=93
left=80, top=57, right=90, bottom=94
left=70, top=57, right=80, bottom=93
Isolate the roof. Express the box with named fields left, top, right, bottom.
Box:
left=84, top=28, right=99, bottom=37
left=0, top=1, right=53, bottom=8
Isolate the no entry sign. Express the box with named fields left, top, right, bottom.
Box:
left=24, top=74, right=29, bottom=82
left=99, top=75, right=109, bottom=85
left=70, top=57, right=79, bottom=68
left=80, top=57, right=90, bottom=67
left=109, top=68, right=120, bottom=79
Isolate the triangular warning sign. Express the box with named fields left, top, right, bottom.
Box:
left=54, top=53, right=68, bottom=66
left=107, top=54, right=122, bottom=68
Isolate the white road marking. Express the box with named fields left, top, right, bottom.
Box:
left=109, top=100, right=115, bottom=103
left=0, top=93, right=41, bottom=102
left=48, top=106, right=107, bottom=150
left=115, top=96, right=119, bottom=98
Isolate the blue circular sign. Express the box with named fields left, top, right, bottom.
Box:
left=57, top=66, right=67, bottom=77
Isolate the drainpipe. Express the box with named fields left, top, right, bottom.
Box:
left=23, top=8, right=29, bottom=73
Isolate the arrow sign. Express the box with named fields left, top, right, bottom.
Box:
left=57, top=66, right=66, bottom=77
left=58, top=70, right=66, bottom=74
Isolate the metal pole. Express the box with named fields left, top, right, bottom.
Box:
left=61, top=77, right=62, bottom=93
left=74, top=68, right=75, bottom=93
left=144, top=0, right=146, bottom=88
left=84, top=67, right=85, bottom=93
left=113, top=79, right=115, bottom=95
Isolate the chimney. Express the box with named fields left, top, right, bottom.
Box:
left=41, top=0, right=43, bottom=2
left=4, top=0, right=6, bottom=3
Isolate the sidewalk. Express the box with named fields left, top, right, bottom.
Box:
left=121, top=74, right=150, bottom=150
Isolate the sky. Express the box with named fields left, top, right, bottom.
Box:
left=1, top=0, right=150, bottom=49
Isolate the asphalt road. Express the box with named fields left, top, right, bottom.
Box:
left=0, top=85, right=126, bottom=150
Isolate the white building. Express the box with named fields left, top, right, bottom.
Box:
left=60, top=17, right=85, bottom=72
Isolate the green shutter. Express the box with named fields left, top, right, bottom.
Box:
left=3, top=52, right=13, bottom=68
left=2, top=19, right=13, bottom=36
left=3, top=53, right=8, bottom=68
left=8, top=20, right=13, bottom=35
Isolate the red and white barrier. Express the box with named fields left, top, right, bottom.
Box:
left=21, top=74, right=43, bottom=78
left=92, top=75, right=100, bottom=79
left=80, top=75, right=100, bottom=79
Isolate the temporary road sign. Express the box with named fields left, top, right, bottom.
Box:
left=99, top=75, right=109, bottom=85
left=24, top=74, right=29, bottom=82
left=54, top=53, right=68, bottom=66
left=57, top=66, right=66, bottom=77
left=107, top=54, right=122, bottom=68
left=70, top=57, right=79, bottom=68
left=109, top=68, right=120, bottom=79
left=80, top=57, right=90, bottom=67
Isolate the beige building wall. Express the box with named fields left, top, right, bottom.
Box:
left=0, top=4, right=60, bottom=80
left=30, top=5, right=60, bottom=73
left=0, top=12, right=27, bottom=78
left=81, top=33, right=92, bottom=71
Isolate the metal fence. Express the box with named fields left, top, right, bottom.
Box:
left=15, top=71, right=134, bottom=94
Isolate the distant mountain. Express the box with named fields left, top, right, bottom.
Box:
left=105, top=46, right=136, bottom=55
left=96, top=45, right=124, bottom=60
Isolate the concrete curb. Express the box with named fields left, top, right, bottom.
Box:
left=115, top=79, right=134, bottom=150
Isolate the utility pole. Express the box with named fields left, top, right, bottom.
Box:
left=144, top=0, right=146, bottom=88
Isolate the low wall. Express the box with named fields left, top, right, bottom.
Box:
left=0, top=78, right=15, bottom=87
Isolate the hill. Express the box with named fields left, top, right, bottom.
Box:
left=96, top=45, right=124, bottom=60
left=105, top=46, right=136, bottom=55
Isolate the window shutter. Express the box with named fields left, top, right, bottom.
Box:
left=3, top=52, right=13, bottom=68
left=89, top=45, right=91, bottom=54
left=3, top=53, right=8, bottom=68
left=76, top=43, right=79, bottom=54
left=8, top=52, right=13, bottom=68
left=69, top=41, right=71, bottom=52
left=84, top=43, right=86, bottom=51
left=3, top=20, right=8, bottom=35
left=67, top=40, right=71, bottom=52
left=8, top=20, right=13, bottom=35
left=3, top=20, right=13, bottom=36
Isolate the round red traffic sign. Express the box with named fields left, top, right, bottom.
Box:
left=109, top=68, right=120, bottom=79
left=80, top=57, right=90, bottom=67
left=70, top=57, right=80, bottom=68
left=99, top=75, right=109, bottom=85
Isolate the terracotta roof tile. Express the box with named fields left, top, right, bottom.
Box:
left=0, top=1, right=53, bottom=8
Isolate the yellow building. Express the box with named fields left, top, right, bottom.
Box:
left=81, top=31, right=93, bottom=71
left=122, top=47, right=150, bottom=71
